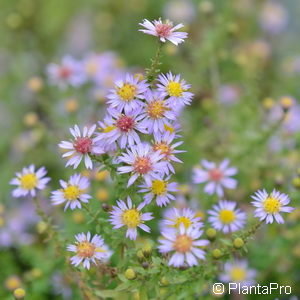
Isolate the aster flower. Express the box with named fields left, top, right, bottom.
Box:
left=139, top=18, right=188, bottom=45
left=117, top=143, right=167, bottom=186
left=220, top=260, right=256, bottom=286
left=139, top=90, right=176, bottom=134
left=109, top=197, right=154, bottom=240
left=208, top=200, right=246, bottom=233
left=10, top=165, right=50, bottom=198
left=139, top=176, right=178, bottom=207
left=106, top=73, right=148, bottom=114
left=162, top=207, right=203, bottom=229
left=192, top=159, right=238, bottom=197
left=158, top=225, right=209, bottom=267
left=95, top=108, right=147, bottom=149
left=157, top=72, right=193, bottom=108
left=251, top=189, right=294, bottom=224
left=51, top=174, right=91, bottom=210
left=59, top=124, right=104, bottom=169
left=47, top=55, right=86, bottom=89
left=67, top=232, right=112, bottom=269
left=152, top=131, right=184, bottom=174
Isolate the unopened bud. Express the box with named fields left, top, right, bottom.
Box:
left=160, top=276, right=169, bottom=286
left=206, top=228, right=217, bottom=240
left=233, top=237, right=244, bottom=249
left=292, top=177, right=300, bottom=189
left=124, top=268, right=136, bottom=280
left=212, top=248, right=222, bottom=259
left=13, top=288, right=26, bottom=299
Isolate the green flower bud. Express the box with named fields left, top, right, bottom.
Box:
left=160, top=277, right=169, bottom=286
left=233, top=238, right=244, bottom=249
left=142, top=244, right=152, bottom=257
left=292, top=177, right=300, bottom=189
left=212, top=248, right=222, bottom=259
left=206, top=228, right=217, bottom=240
left=13, top=288, right=26, bottom=299
left=124, top=268, right=136, bottom=280
left=137, top=250, right=145, bottom=261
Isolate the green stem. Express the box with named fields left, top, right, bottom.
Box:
left=146, top=41, right=163, bottom=84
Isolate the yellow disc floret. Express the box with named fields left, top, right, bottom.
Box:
left=117, top=84, right=137, bottom=101
left=147, top=100, right=167, bottom=119
left=263, top=197, right=281, bottom=214
left=64, top=185, right=81, bottom=201
left=77, top=241, right=95, bottom=258
left=173, top=234, right=192, bottom=253
left=230, top=267, right=246, bottom=282
left=174, top=216, right=192, bottom=229
left=219, top=210, right=236, bottom=224
left=151, top=180, right=167, bottom=195
left=167, top=81, right=183, bottom=97
left=20, top=174, right=38, bottom=190
left=122, top=209, right=141, bottom=228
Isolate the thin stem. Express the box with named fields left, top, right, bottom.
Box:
left=146, top=41, right=163, bottom=84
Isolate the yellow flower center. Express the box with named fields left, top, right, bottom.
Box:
left=151, top=180, right=167, bottom=195
left=263, top=197, right=281, bottom=214
left=77, top=241, right=95, bottom=258
left=173, top=234, right=193, bottom=253
left=117, top=84, right=137, bottom=101
left=102, top=125, right=116, bottom=133
left=173, top=216, right=192, bottom=229
left=167, top=81, right=183, bottom=97
left=153, top=143, right=171, bottom=157
left=147, top=100, right=167, bottom=119
left=219, top=210, right=236, bottom=224
left=230, top=267, right=246, bottom=282
left=164, top=124, right=175, bottom=133
left=122, top=209, right=141, bottom=228
left=20, top=173, right=38, bottom=190
left=64, top=185, right=81, bottom=201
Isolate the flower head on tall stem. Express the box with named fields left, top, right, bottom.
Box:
left=10, top=165, right=50, bottom=198
left=139, top=19, right=188, bottom=45
left=109, top=197, right=154, bottom=240
left=251, top=189, right=293, bottom=224
left=67, top=232, right=112, bottom=269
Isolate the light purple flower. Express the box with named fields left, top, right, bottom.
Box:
left=10, top=165, right=50, bottom=198
left=139, top=176, right=177, bottom=207
left=109, top=197, right=154, bottom=240
left=161, top=207, right=203, bottom=230
left=106, top=73, right=148, bottom=114
left=67, top=232, right=112, bottom=269
left=208, top=200, right=246, bottom=233
left=157, top=72, right=193, bottom=108
left=59, top=124, right=104, bottom=169
left=158, top=225, right=209, bottom=267
left=251, top=189, right=294, bottom=224
left=192, top=159, right=238, bottom=197
left=117, top=143, right=167, bottom=186
left=139, top=18, right=188, bottom=45
left=51, top=174, right=91, bottom=210
left=139, top=89, right=176, bottom=134
left=152, top=131, right=184, bottom=174
left=47, top=55, right=86, bottom=89
left=220, top=260, right=256, bottom=286
left=95, top=108, right=147, bottom=149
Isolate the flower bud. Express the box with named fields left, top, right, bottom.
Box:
left=212, top=248, right=222, bottom=259
left=137, top=250, right=145, bottom=261
left=142, top=244, right=152, bottom=257
left=292, top=177, right=300, bottom=189
left=13, top=288, right=26, bottom=299
left=101, top=203, right=111, bottom=212
left=160, top=276, right=169, bottom=286
left=141, top=262, right=149, bottom=269
left=280, top=96, right=293, bottom=112
left=206, top=228, right=217, bottom=240
left=124, top=268, right=136, bottom=280
left=233, top=237, right=244, bottom=249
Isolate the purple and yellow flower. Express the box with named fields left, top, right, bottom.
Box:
left=139, top=90, right=176, bottom=134
left=139, top=176, right=177, bottom=206
left=47, top=55, right=86, bottom=89
left=192, top=159, right=238, bottom=197
left=208, top=200, right=246, bottom=233
left=162, top=207, right=203, bottom=229
left=139, top=19, right=188, bottom=45
left=95, top=108, right=147, bottom=149
left=59, top=124, right=104, bottom=169
left=152, top=131, right=184, bottom=174
left=158, top=225, right=209, bottom=267
left=157, top=72, right=193, bottom=108
left=51, top=174, right=91, bottom=210
left=10, top=165, right=50, bottom=198
left=106, top=73, right=148, bottom=114
left=67, top=232, right=112, bottom=269
left=251, top=189, right=293, bottom=224
left=109, top=197, right=154, bottom=240
left=117, top=143, right=166, bottom=186
left=220, top=260, right=256, bottom=286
